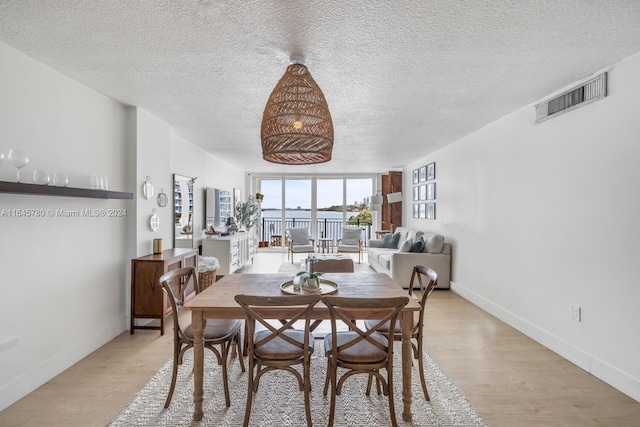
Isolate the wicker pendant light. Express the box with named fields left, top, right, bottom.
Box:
left=261, top=63, right=334, bottom=164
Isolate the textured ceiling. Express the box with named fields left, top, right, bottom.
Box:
left=2, top=1, right=640, bottom=174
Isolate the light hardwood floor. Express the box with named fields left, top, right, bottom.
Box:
left=1, top=250, right=639, bottom=426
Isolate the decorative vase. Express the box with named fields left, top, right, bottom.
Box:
left=303, top=277, right=320, bottom=294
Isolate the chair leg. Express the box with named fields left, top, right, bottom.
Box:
left=164, top=351, right=180, bottom=408
left=236, top=331, right=246, bottom=373
left=243, top=360, right=255, bottom=427
left=303, top=357, right=312, bottom=427
left=221, top=340, right=231, bottom=407
left=387, top=368, right=398, bottom=427
left=327, top=359, right=338, bottom=427
left=417, top=334, right=430, bottom=401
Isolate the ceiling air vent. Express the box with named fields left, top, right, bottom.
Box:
left=535, top=72, right=607, bottom=123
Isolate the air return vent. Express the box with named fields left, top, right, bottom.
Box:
left=535, top=72, right=607, bottom=123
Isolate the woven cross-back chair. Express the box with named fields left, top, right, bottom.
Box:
left=160, top=267, right=245, bottom=408
left=234, top=294, right=321, bottom=427
left=322, top=295, right=409, bottom=427
left=364, top=265, right=437, bottom=401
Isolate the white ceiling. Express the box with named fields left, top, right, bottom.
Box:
left=2, top=1, right=640, bottom=174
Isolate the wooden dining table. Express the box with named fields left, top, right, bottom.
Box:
left=183, top=272, right=421, bottom=422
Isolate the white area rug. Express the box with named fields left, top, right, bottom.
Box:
left=108, top=340, right=487, bottom=426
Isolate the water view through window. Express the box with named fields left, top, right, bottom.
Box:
left=255, top=177, right=374, bottom=245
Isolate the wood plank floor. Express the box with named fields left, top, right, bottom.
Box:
left=1, top=250, right=639, bottom=426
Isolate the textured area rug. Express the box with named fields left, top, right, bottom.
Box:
left=109, top=341, right=487, bottom=426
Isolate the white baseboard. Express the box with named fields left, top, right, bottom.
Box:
left=0, top=322, right=124, bottom=411
left=450, top=281, right=640, bottom=403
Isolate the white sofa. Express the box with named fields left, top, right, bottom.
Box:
left=367, top=227, right=451, bottom=289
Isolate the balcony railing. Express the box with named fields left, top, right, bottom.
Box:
left=259, top=218, right=372, bottom=246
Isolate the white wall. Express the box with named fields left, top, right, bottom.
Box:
left=170, top=135, right=244, bottom=251
left=404, top=52, right=640, bottom=401
left=0, top=42, right=247, bottom=410
left=0, top=42, right=134, bottom=409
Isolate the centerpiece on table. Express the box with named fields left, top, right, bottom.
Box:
left=292, top=256, right=323, bottom=293
left=293, top=271, right=324, bottom=294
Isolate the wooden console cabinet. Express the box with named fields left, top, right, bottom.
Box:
left=130, top=248, right=198, bottom=335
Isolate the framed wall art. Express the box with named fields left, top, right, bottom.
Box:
left=413, top=169, right=419, bottom=184
left=427, top=202, right=436, bottom=219
left=419, top=184, right=427, bottom=200
left=426, top=162, right=436, bottom=181
left=419, top=203, right=426, bottom=219
left=413, top=186, right=419, bottom=201
left=419, top=165, right=427, bottom=182
left=426, top=182, right=436, bottom=200
left=413, top=203, right=419, bottom=218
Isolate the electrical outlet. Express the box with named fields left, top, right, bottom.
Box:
left=571, top=305, right=581, bottom=322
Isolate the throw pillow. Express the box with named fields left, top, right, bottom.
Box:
left=410, top=236, right=425, bottom=253
left=399, top=238, right=413, bottom=252
left=380, top=233, right=394, bottom=248
left=388, top=232, right=401, bottom=249
left=422, top=234, right=445, bottom=253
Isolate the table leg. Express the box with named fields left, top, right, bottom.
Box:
left=401, top=312, right=413, bottom=421
left=192, top=310, right=204, bottom=421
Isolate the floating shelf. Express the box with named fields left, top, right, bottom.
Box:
left=0, top=181, right=133, bottom=199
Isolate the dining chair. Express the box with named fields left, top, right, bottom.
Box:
left=336, top=227, right=363, bottom=263
left=322, top=295, right=409, bottom=427
left=160, top=266, right=245, bottom=408
left=234, top=294, right=321, bottom=427
left=286, top=227, right=315, bottom=263
left=364, top=265, right=437, bottom=401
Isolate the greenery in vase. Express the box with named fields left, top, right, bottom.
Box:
left=295, top=270, right=324, bottom=286
left=235, top=196, right=261, bottom=230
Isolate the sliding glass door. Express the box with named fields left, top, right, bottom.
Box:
left=254, top=175, right=376, bottom=247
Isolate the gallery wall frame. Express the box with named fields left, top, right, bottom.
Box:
left=426, top=182, right=436, bottom=200
left=413, top=161, right=436, bottom=220
left=426, top=202, right=436, bottom=219
left=426, top=162, right=436, bottom=181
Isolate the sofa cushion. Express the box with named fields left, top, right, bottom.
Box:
left=381, top=232, right=400, bottom=248
left=377, top=252, right=392, bottom=270
left=396, top=227, right=424, bottom=249
left=422, top=234, right=445, bottom=253
left=410, top=237, right=425, bottom=253
left=399, top=238, right=413, bottom=252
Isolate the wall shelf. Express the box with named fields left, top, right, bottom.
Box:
left=0, top=181, right=133, bottom=199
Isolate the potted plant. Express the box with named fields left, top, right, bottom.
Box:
left=235, top=196, right=260, bottom=231
left=255, top=192, right=264, bottom=202
left=294, top=270, right=323, bottom=293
